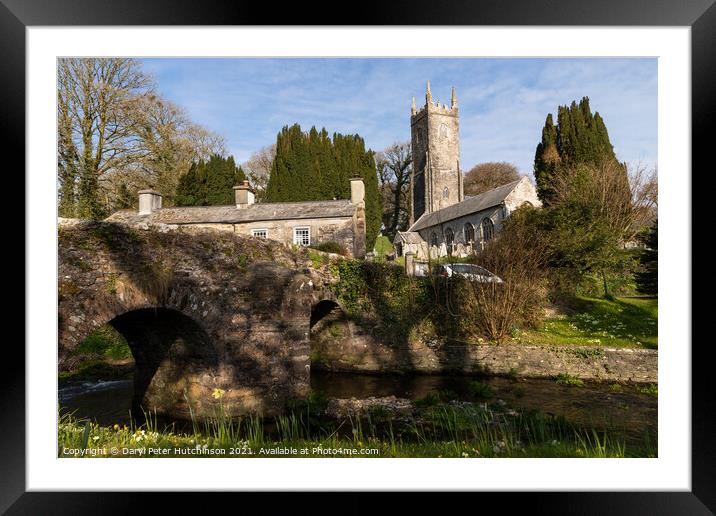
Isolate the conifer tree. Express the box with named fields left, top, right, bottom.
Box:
left=265, top=124, right=381, bottom=250
left=175, top=155, right=244, bottom=206
left=534, top=97, right=621, bottom=204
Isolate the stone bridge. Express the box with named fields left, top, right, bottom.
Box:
left=58, top=220, right=339, bottom=419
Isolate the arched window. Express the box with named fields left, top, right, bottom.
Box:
left=482, top=218, right=494, bottom=241
left=464, top=223, right=475, bottom=244
left=443, top=187, right=450, bottom=199
left=445, top=227, right=454, bottom=246
left=430, top=232, right=439, bottom=247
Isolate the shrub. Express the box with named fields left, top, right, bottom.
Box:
left=452, top=206, right=550, bottom=341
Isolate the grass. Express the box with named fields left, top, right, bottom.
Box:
left=518, top=296, right=657, bottom=349
left=58, top=396, right=654, bottom=458
left=70, top=325, right=132, bottom=360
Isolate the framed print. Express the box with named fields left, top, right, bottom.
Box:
left=7, top=0, right=712, bottom=512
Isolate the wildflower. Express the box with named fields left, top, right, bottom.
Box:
left=92, top=436, right=100, bottom=441
left=212, top=388, right=226, bottom=399
left=113, top=424, right=120, bottom=431
left=462, top=452, right=469, bottom=458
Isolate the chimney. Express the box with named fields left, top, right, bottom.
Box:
left=350, top=176, right=365, bottom=206
left=138, top=189, right=162, bottom=215
left=233, top=180, right=255, bottom=208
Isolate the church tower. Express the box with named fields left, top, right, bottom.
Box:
left=409, top=82, right=463, bottom=225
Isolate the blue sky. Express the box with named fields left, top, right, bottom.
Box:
left=140, top=58, right=657, bottom=176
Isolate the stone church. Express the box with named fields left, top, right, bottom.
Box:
left=107, top=177, right=367, bottom=259
left=394, top=83, right=541, bottom=260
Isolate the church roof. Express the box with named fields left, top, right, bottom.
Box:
left=106, top=199, right=356, bottom=225
left=394, top=231, right=425, bottom=244
left=409, top=179, right=522, bottom=232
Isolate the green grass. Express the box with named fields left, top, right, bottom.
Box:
left=70, top=325, right=132, bottom=359
left=58, top=398, right=654, bottom=458
left=518, top=296, right=657, bottom=349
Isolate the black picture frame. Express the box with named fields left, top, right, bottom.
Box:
left=6, top=0, right=710, bottom=513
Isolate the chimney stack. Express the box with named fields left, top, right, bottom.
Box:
left=138, top=190, right=162, bottom=215
left=350, top=176, right=365, bottom=206
left=233, top=180, right=255, bottom=208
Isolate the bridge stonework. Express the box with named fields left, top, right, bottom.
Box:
left=58, top=220, right=328, bottom=419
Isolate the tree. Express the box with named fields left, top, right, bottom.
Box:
left=174, top=155, right=245, bottom=206
left=463, top=162, right=520, bottom=197
left=635, top=220, right=658, bottom=296
left=375, top=142, right=412, bottom=237
left=534, top=97, right=620, bottom=205
left=241, top=144, right=276, bottom=201
left=540, top=161, right=656, bottom=298
left=264, top=124, right=382, bottom=250
left=57, top=58, right=225, bottom=218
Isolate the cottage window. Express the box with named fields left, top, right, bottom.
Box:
left=251, top=229, right=268, bottom=239
left=293, top=227, right=311, bottom=246
left=464, top=223, right=475, bottom=244
left=482, top=218, right=494, bottom=241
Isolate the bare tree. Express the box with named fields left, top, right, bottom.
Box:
left=241, top=144, right=276, bottom=201
left=57, top=58, right=225, bottom=216
left=463, top=162, right=521, bottom=196
left=375, top=142, right=412, bottom=237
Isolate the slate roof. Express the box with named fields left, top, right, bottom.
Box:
left=394, top=231, right=425, bottom=244
left=106, top=199, right=356, bottom=225
left=408, top=179, right=522, bottom=232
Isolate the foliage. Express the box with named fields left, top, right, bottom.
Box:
left=555, top=373, right=585, bottom=387
left=635, top=221, right=658, bottom=296
left=533, top=97, right=620, bottom=205
left=57, top=58, right=225, bottom=218
left=71, top=324, right=132, bottom=359
left=174, top=155, right=246, bottom=206
left=240, top=144, right=276, bottom=201
left=373, top=235, right=394, bottom=257
left=264, top=124, right=382, bottom=250
left=463, top=162, right=521, bottom=196
left=375, top=142, right=412, bottom=237
left=58, top=398, right=653, bottom=458
left=451, top=206, right=550, bottom=341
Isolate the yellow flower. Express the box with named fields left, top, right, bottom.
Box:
left=212, top=388, right=226, bottom=399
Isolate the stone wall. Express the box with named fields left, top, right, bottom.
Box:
left=311, top=313, right=657, bottom=383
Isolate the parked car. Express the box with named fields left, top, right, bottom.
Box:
left=433, top=263, right=503, bottom=283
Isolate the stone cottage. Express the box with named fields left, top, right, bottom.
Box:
left=394, top=83, right=541, bottom=260
left=107, top=177, right=367, bottom=258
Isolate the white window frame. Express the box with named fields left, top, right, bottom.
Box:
left=293, top=226, right=311, bottom=246
left=251, top=228, right=268, bottom=239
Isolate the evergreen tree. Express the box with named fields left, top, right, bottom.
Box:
left=174, top=155, right=245, bottom=206
left=534, top=97, right=621, bottom=204
left=265, top=124, right=381, bottom=250
left=635, top=220, right=658, bottom=296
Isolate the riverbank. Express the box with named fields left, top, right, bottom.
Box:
left=58, top=395, right=655, bottom=458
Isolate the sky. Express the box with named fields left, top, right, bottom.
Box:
left=140, top=58, right=657, bottom=177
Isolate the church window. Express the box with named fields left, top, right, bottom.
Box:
left=482, top=218, right=494, bottom=241
left=251, top=228, right=268, bottom=239
left=464, top=223, right=475, bottom=244
left=417, top=128, right=425, bottom=146
left=445, top=227, right=454, bottom=246
left=443, top=187, right=449, bottom=199
left=293, top=227, right=311, bottom=246
left=430, top=232, right=439, bottom=247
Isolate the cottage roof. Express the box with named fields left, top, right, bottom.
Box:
left=408, top=179, right=523, bottom=232
left=106, top=199, right=355, bottom=225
